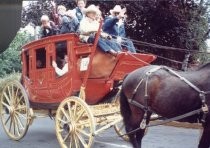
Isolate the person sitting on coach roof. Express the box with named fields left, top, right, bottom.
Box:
left=72, top=0, right=86, bottom=22
left=79, top=4, right=121, bottom=56
left=60, top=9, right=79, bottom=34
left=40, top=15, right=58, bottom=38
left=103, top=5, right=136, bottom=53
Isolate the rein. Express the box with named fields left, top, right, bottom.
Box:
left=120, top=107, right=207, bottom=137
left=125, top=66, right=209, bottom=136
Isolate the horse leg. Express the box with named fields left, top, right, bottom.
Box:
left=198, top=119, right=210, bottom=148
left=125, top=110, right=147, bottom=148
left=135, top=113, right=152, bottom=147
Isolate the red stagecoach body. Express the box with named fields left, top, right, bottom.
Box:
left=21, top=33, right=156, bottom=109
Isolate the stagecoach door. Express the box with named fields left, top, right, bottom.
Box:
left=28, top=45, right=50, bottom=102
left=46, top=40, right=73, bottom=101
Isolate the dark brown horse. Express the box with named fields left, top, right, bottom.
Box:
left=120, top=63, right=210, bottom=148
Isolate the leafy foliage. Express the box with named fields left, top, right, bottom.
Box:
left=0, top=31, right=33, bottom=77
left=15, top=0, right=208, bottom=69
left=0, top=73, right=21, bottom=94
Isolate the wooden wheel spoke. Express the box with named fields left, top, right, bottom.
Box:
left=67, top=102, right=73, bottom=119
left=16, top=95, right=24, bottom=106
left=0, top=81, right=29, bottom=140
left=14, top=87, right=20, bottom=102
left=3, top=92, right=11, bottom=105
left=56, top=97, right=94, bottom=148
left=15, top=106, right=26, bottom=111
left=2, top=101, right=10, bottom=110
left=69, top=133, right=74, bottom=148
left=58, top=128, right=64, bottom=133
left=75, top=110, right=85, bottom=122
left=11, top=85, right=14, bottom=101
left=13, top=116, right=16, bottom=136
left=58, top=117, right=68, bottom=125
left=76, top=128, right=91, bottom=137
left=16, top=111, right=27, bottom=119
left=13, top=116, right=21, bottom=136
left=61, top=108, right=70, bottom=121
left=74, top=134, right=79, bottom=148
left=14, top=114, right=24, bottom=130
left=7, top=86, right=12, bottom=101
left=63, top=131, right=71, bottom=142
left=4, top=115, right=11, bottom=126
left=73, top=102, right=78, bottom=117
left=9, top=117, right=13, bottom=132
left=76, top=121, right=89, bottom=126
left=75, top=132, right=88, bottom=148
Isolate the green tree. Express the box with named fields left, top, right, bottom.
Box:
left=0, top=31, right=33, bottom=77
left=21, top=0, right=210, bottom=69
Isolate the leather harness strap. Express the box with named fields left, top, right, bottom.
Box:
left=120, top=107, right=206, bottom=137
left=127, top=66, right=209, bottom=132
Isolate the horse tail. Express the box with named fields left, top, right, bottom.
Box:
left=120, top=87, right=131, bottom=127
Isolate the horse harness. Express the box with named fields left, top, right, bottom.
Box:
left=126, top=66, right=209, bottom=134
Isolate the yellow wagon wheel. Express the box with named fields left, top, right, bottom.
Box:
left=0, top=80, right=30, bottom=140
left=112, top=90, right=129, bottom=141
left=55, top=96, right=95, bottom=148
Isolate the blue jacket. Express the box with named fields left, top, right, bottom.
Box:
left=103, top=16, right=126, bottom=38
left=73, top=7, right=84, bottom=22
left=60, top=16, right=79, bottom=34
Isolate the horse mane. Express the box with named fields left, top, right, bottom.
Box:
left=197, top=62, right=210, bottom=71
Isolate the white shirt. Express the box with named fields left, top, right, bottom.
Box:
left=79, top=17, right=100, bottom=42
left=79, top=17, right=99, bottom=34
left=52, top=61, right=68, bottom=76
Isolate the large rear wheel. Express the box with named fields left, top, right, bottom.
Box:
left=55, top=96, right=95, bottom=148
left=0, top=80, right=30, bottom=140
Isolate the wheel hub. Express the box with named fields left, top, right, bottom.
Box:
left=68, top=122, right=76, bottom=133
left=8, top=106, right=15, bottom=115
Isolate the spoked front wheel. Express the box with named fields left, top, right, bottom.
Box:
left=0, top=80, right=30, bottom=140
left=55, top=96, right=95, bottom=148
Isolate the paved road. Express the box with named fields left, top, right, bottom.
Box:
left=0, top=118, right=201, bottom=148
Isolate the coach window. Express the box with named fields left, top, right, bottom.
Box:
left=55, top=41, right=67, bottom=69
left=36, top=48, right=46, bottom=69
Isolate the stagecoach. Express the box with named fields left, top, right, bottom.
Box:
left=0, top=24, right=156, bottom=147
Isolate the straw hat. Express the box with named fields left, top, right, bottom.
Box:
left=110, top=5, right=122, bottom=14
left=83, top=4, right=98, bottom=14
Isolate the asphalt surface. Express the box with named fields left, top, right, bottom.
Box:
left=0, top=118, right=201, bottom=148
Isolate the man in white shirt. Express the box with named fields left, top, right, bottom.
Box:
left=52, top=55, right=69, bottom=76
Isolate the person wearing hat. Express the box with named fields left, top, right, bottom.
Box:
left=103, top=5, right=136, bottom=53
left=73, top=0, right=86, bottom=22
left=40, top=15, right=58, bottom=38
left=79, top=4, right=121, bottom=56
